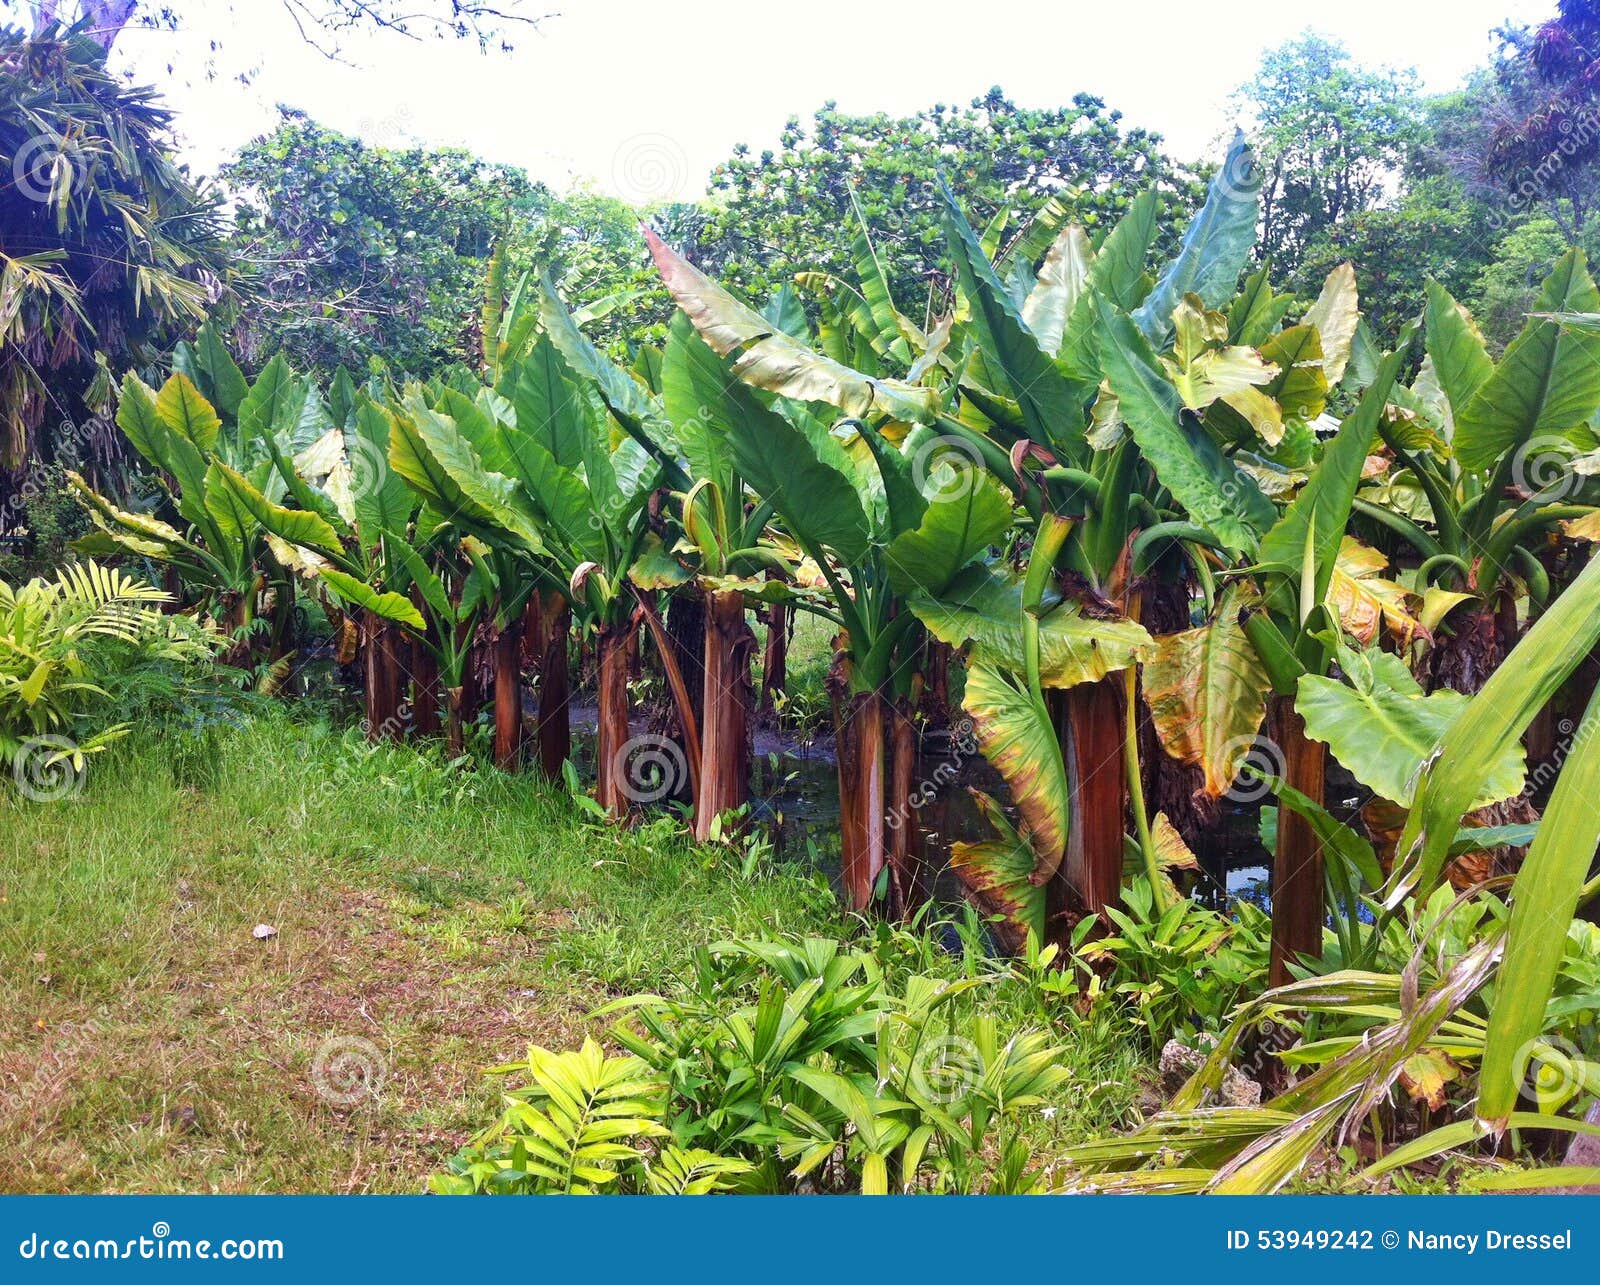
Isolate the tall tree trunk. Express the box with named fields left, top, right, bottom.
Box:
left=918, top=638, right=952, bottom=731
left=1059, top=678, right=1127, bottom=917
left=532, top=593, right=571, bottom=781
left=695, top=589, right=754, bottom=841
left=493, top=616, right=524, bottom=770
left=1269, top=696, right=1326, bottom=987
left=594, top=624, right=633, bottom=818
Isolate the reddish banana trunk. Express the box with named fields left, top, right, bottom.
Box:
left=1269, top=696, right=1326, bottom=987
left=1060, top=678, right=1127, bottom=916
left=594, top=625, right=633, bottom=818
left=696, top=590, right=754, bottom=841
left=534, top=594, right=571, bottom=781
left=361, top=611, right=404, bottom=742
left=834, top=690, right=924, bottom=917
left=758, top=575, right=788, bottom=719
left=493, top=617, right=524, bottom=770
left=886, top=699, right=926, bottom=916
left=410, top=634, right=440, bottom=737
left=837, top=691, right=887, bottom=912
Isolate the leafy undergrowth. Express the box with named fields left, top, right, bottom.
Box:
left=0, top=711, right=1146, bottom=1193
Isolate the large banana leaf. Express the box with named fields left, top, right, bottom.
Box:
left=1021, top=224, right=1092, bottom=357
left=961, top=664, right=1069, bottom=883
left=1133, top=133, right=1259, bottom=344
left=1296, top=653, right=1525, bottom=809
left=884, top=466, right=1013, bottom=598
left=1422, top=280, right=1493, bottom=424
left=1257, top=346, right=1405, bottom=607
left=1142, top=585, right=1270, bottom=797
left=1478, top=680, right=1600, bottom=1127
left=941, top=184, right=1090, bottom=464
left=644, top=228, right=936, bottom=425
left=909, top=565, right=1152, bottom=687
left=1454, top=249, right=1600, bottom=472
left=718, top=382, right=872, bottom=565
left=213, top=462, right=343, bottom=557
left=1097, top=300, right=1275, bottom=552
left=1387, top=548, right=1600, bottom=903
left=1301, top=264, right=1359, bottom=387
left=317, top=567, right=425, bottom=630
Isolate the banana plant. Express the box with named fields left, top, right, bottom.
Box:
left=387, top=315, right=671, bottom=816
left=68, top=337, right=326, bottom=669
left=1356, top=256, right=1600, bottom=694
left=646, top=228, right=1050, bottom=916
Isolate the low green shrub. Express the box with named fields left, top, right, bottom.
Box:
left=433, top=933, right=1074, bottom=1194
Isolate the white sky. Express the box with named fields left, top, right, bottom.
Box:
left=92, top=0, right=1555, bottom=199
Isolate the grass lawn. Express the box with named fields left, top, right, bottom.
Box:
left=0, top=712, right=1149, bottom=1194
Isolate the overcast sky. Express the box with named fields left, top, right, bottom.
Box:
left=93, top=0, right=1553, bottom=200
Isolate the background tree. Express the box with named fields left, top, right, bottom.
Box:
left=0, top=23, right=226, bottom=485
left=19, top=0, right=549, bottom=57
left=698, top=88, right=1198, bottom=316
left=222, top=111, right=544, bottom=373
left=1234, top=33, right=1422, bottom=280
left=1479, top=0, right=1600, bottom=241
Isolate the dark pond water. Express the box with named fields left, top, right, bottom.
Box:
left=566, top=701, right=1278, bottom=916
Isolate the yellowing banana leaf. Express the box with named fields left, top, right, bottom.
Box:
left=1142, top=585, right=1270, bottom=797
left=961, top=662, right=1069, bottom=884
left=645, top=228, right=936, bottom=425
left=317, top=568, right=424, bottom=630
left=1097, top=300, right=1275, bottom=553
left=1328, top=537, right=1421, bottom=645
left=1302, top=263, right=1359, bottom=387
left=1022, top=224, right=1093, bottom=357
